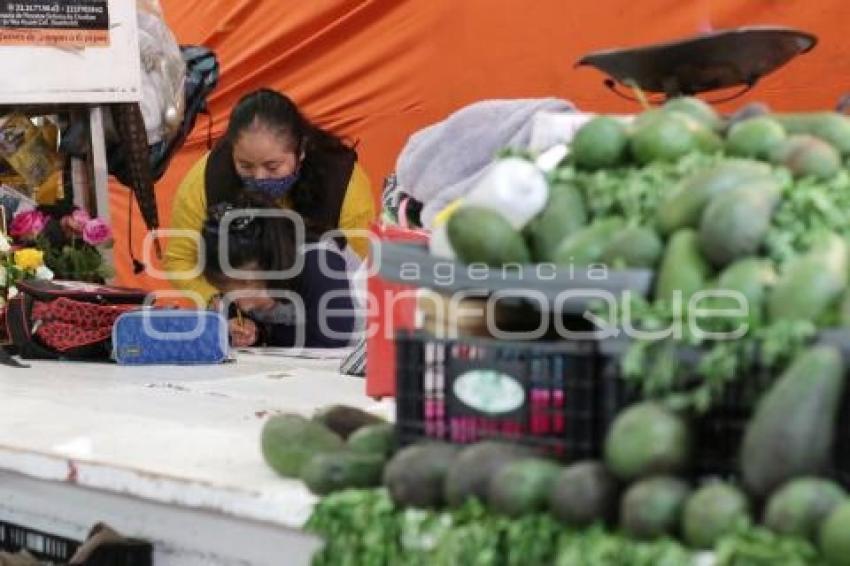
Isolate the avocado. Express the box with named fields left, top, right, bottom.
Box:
left=772, top=134, right=842, bottom=180
left=768, top=233, right=848, bottom=324
left=552, top=216, right=625, bottom=266
left=603, top=402, right=691, bottom=482
left=524, top=181, right=588, bottom=262
left=632, top=108, right=665, bottom=129
left=548, top=461, right=619, bottom=527
left=487, top=458, right=561, bottom=517
left=448, top=206, right=531, bottom=266
left=726, top=116, right=787, bottom=161
left=740, top=346, right=846, bottom=499
left=313, top=405, right=385, bottom=440
left=772, top=112, right=850, bottom=156
left=698, top=180, right=780, bottom=268
left=347, top=423, right=396, bottom=459
left=682, top=482, right=751, bottom=549
left=601, top=225, right=664, bottom=269
left=620, top=476, right=691, bottom=540
left=712, top=257, right=777, bottom=329
left=655, top=159, right=772, bottom=235
left=664, top=96, right=722, bottom=132
left=655, top=229, right=713, bottom=306
left=630, top=111, right=700, bottom=165
left=261, top=414, right=344, bottom=478
left=444, top=441, right=536, bottom=507
left=300, top=451, right=385, bottom=495
left=571, top=115, right=630, bottom=170
left=694, top=127, right=724, bottom=154
left=383, top=442, right=459, bottom=508
left=764, top=478, right=847, bottom=541
left=819, top=502, right=850, bottom=566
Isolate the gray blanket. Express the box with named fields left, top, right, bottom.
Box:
left=396, top=98, right=574, bottom=227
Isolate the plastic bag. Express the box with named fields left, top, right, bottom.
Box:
left=0, top=113, right=60, bottom=191
left=135, top=0, right=185, bottom=145
left=463, top=157, right=549, bottom=229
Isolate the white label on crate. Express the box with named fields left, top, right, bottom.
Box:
left=453, top=370, right=525, bottom=415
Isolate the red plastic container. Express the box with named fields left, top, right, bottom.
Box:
left=366, top=223, right=428, bottom=398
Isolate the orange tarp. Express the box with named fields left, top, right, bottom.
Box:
left=111, top=0, right=850, bottom=291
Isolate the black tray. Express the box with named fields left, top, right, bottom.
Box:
left=0, top=521, right=79, bottom=562
left=577, top=26, right=816, bottom=97
left=0, top=520, right=153, bottom=566
left=598, top=331, right=850, bottom=487
left=375, top=242, right=653, bottom=315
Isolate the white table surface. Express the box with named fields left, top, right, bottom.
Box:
left=0, top=350, right=391, bottom=565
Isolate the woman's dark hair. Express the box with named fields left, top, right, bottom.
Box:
left=225, top=89, right=352, bottom=234
left=201, top=196, right=300, bottom=292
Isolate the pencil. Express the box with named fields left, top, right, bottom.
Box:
left=236, top=308, right=244, bottom=329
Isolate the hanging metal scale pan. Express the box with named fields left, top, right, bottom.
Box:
left=577, top=26, right=817, bottom=101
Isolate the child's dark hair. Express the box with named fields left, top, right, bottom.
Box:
left=201, top=196, right=300, bottom=292
left=226, top=89, right=351, bottom=233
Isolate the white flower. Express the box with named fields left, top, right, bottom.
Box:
left=0, top=265, right=5, bottom=287
left=7, top=286, right=17, bottom=298
left=0, top=234, right=10, bottom=253
left=35, top=266, right=54, bottom=281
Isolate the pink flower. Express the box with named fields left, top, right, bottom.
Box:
left=82, top=218, right=112, bottom=246
left=61, top=209, right=91, bottom=238
left=70, top=209, right=90, bottom=233
left=9, top=210, right=47, bottom=239
left=72, top=209, right=91, bottom=224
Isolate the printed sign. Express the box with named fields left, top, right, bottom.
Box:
left=0, top=1, right=110, bottom=47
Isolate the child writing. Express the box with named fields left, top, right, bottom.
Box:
left=202, top=201, right=356, bottom=348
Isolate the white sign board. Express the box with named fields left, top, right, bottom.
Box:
left=0, top=0, right=140, bottom=104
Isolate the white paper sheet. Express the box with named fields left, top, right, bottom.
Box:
left=236, top=347, right=354, bottom=361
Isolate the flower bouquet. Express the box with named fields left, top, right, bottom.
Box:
left=0, top=207, right=113, bottom=343
left=1, top=207, right=112, bottom=294
left=0, top=227, right=52, bottom=343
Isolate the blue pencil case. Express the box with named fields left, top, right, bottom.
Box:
left=112, top=310, right=230, bottom=365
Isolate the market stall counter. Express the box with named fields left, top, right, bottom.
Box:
left=0, top=349, right=387, bottom=566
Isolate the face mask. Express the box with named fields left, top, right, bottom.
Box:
left=241, top=169, right=300, bottom=199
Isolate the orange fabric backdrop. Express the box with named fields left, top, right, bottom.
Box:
left=111, top=0, right=850, bottom=291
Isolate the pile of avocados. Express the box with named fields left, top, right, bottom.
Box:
left=446, top=99, right=850, bottom=331
left=261, top=356, right=850, bottom=563
left=256, top=99, right=850, bottom=564
left=261, top=406, right=394, bottom=496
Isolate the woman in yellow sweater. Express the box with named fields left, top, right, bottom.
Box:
left=165, top=88, right=375, bottom=305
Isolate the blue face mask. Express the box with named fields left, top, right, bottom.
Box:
left=241, top=169, right=300, bottom=199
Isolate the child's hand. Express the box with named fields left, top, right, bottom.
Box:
left=229, top=317, right=258, bottom=347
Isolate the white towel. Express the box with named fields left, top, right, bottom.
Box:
left=396, top=98, right=575, bottom=227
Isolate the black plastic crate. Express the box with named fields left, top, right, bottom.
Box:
left=74, top=539, right=153, bottom=566
left=598, top=336, right=850, bottom=487
left=0, top=521, right=79, bottom=563
left=395, top=331, right=602, bottom=459
left=823, top=328, right=850, bottom=488
left=0, top=521, right=153, bottom=566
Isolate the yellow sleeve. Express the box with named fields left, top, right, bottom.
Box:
left=338, top=163, right=376, bottom=258
left=163, top=154, right=219, bottom=305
